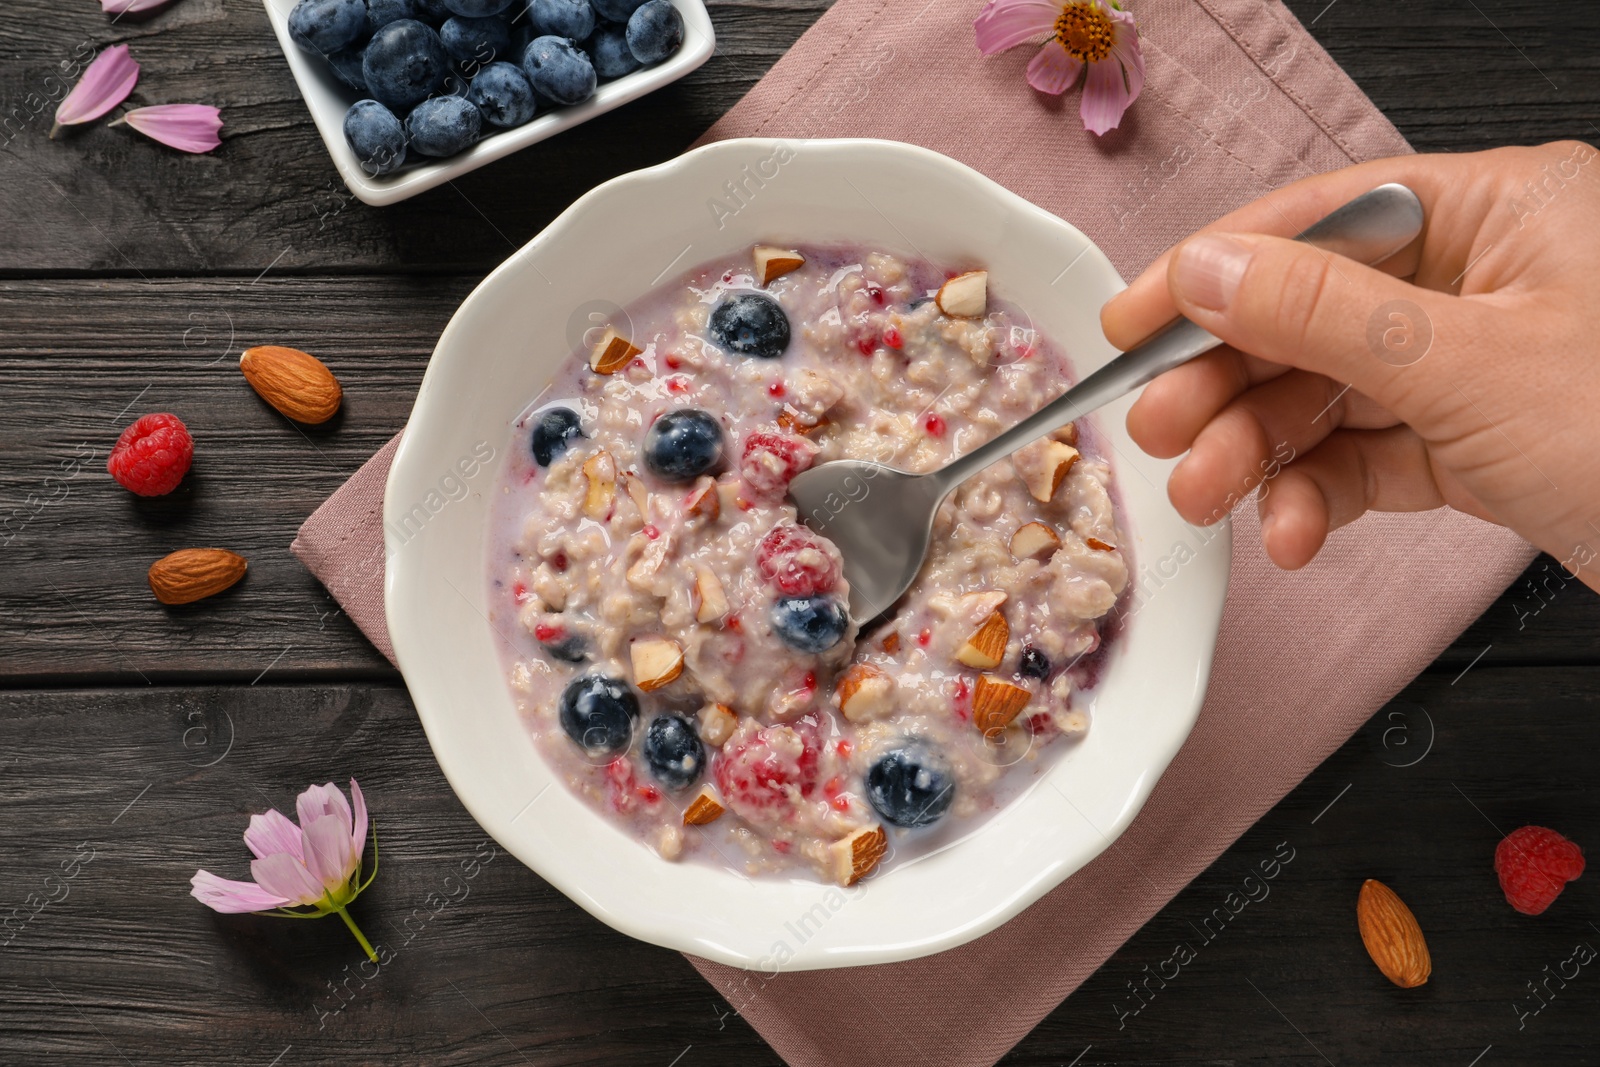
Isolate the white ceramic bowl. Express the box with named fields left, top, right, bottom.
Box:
left=385, top=138, right=1230, bottom=970
left=261, top=0, right=715, bottom=206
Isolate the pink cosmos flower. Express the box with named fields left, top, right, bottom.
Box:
left=974, top=0, right=1146, bottom=135
left=51, top=44, right=140, bottom=138
left=191, top=779, right=378, bottom=961
left=110, top=104, right=223, bottom=154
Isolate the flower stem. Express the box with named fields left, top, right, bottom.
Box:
left=334, top=905, right=377, bottom=963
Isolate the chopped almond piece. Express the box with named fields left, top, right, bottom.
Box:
left=631, top=637, right=684, bottom=692
left=880, top=631, right=901, bottom=655
left=698, top=702, right=738, bottom=747
left=590, top=326, right=641, bottom=374
left=626, top=534, right=668, bottom=589
left=621, top=469, right=650, bottom=519
left=683, top=784, right=727, bottom=826
left=830, top=825, right=888, bottom=886
left=692, top=564, right=729, bottom=623
left=1051, top=422, right=1079, bottom=446
left=754, top=245, right=806, bottom=286
left=1010, top=521, right=1061, bottom=561
left=956, top=611, right=1009, bottom=669
left=835, top=663, right=895, bottom=722
left=581, top=450, right=616, bottom=519
left=1085, top=536, right=1117, bottom=551
left=775, top=407, right=831, bottom=436
left=1013, top=439, right=1079, bottom=503
left=684, top=476, right=719, bottom=522
left=973, top=674, right=1031, bottom=734
left=935, top=270, right=987, bottom=318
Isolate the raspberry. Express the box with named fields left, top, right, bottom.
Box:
left=756, top=524, right=841, bottom=596
left=1495, top=825, right=1585, bottom=915
left=740, top=431, right=818, bottom=499
left=714, top=722, right=820, bottom=821
left=107, top=413, right=193, bottom=496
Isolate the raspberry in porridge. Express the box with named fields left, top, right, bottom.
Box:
left=487, top=243, right=1129, bottom=885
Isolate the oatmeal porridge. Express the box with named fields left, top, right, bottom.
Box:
left=487, top=243, right=1129, bottom=885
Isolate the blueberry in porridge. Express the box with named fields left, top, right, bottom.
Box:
left=488, top=243, right=1129, bottom=886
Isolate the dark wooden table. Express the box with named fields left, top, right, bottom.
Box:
left=2, top=1, right=1596, bottom=1063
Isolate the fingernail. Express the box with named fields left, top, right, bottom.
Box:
left=1172, top=234, right=1252, bottom=312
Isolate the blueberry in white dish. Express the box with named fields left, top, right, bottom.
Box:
left=642, top=409, right=724, bottom=482
left=866, top=742, right=955, bottom=828
left=327, top=44, right=369, bottom=91
left=414, top=0, right=455, bottom=21
left=289, top=0, right=369, bottom=53
left=709, top=293, right=790, bottom=359
left=558, top=674, right=639, bottom=756
left=441, top=14, right=512, bottom=68
left=771, top=596, right=849, bottom=653
left=625, top=0, right=682, bottom=64
left=585, top=25, right=639, bottom=80
left=589, top=0, right=648, bottom=24
left=521, top=35, right=596, bottom=106
left=468, top=61, right=538, bottom=127
left=405, top=95, right=482, bottom=156
left=363, top=19, right=450, bottom=111
left=367, top=0, right=420, bottom=33
left=529, top=0, right=596, bottom=43
left=643, top=715, right=704, bottom=789
left=343, top=99, right=407, bottom=176
left=530, top=406, right=584, bottom=465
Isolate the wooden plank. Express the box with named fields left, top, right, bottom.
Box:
left=0, top=0, right=1592, bottom=274
left=3, top=278, right=1598, bottom=680
left=2, top=669, right=1595, bottom=1064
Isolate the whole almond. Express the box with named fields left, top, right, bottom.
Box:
left=239, top=346, right=342, bottom=424
left=148, top=548, right=248, bottom=605
left=1357, top=879, right=1432, bottom=988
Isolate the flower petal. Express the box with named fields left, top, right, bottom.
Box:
left=297, top=782, right=353, bottom=839
left=250, top=852, right=327, bottom=907
left=974, top=0, right=1063, bottom=55
left=301, top=814, right=359, bottom=894
left=1079, top=53, right=1138, bottom=134
left=54, top=45, right=139, bottom=130
left=1026, top=41, right=1084, bottom=95
left=190, top=869, right=292, bottom=914
left=243, top=808, right=304, bottom=862
left=349, top=778, right=368, bottom=862
left=119, top=104, right=222, bottom=154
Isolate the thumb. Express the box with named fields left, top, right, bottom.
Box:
left=1166, top=231, right=1457, bottom=428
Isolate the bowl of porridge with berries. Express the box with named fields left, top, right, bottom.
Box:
left=385, top=138, right=1229, bottom=969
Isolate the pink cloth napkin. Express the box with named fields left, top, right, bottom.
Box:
left=293, top=2, right=1537, bottom=1063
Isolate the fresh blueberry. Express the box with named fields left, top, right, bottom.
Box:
left=590, top=0, right=647, bottom=23
left=363, top=19, right=450, bottom=111
left=404, top=94, right=482, bottom=156
left=467, top=61, right=538, bottom=126
left=530, top=406, right=584, bottom=465
left=1020, top=646, right=1050, bottom=680
left=442, top=0, right=515, bottom=14
left=541, top=632, right=587, bottom=663
left=343, top=99, right=407, bottom=176
left=413, top=0, right=454, bottom=21
left=643, top=409, right=724, bottom=482
left=521, top=34, right=596, bottom=105
left=367, top=0, right=418, bottom=33
left=558, top=674, right=639, bottom=756
left=643, top=715, right=704, bottom=789
left=289, top=0, right=368, bottom=53
left=625, top=0, right=681, bottom=64
left=866, top=742, right=955, bottom=828
left=441, top=14, right=511, bottom=68
left=529, top=0, right=595, bottom=41
left=585, top=24, right=639, bottom=79
left=770, top=596, right=848, bottom=653
left=709, top=293, right=790, bottom=359
left=327, top=43, right=369, bottom=91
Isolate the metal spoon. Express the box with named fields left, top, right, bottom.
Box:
left=788, top=182, right=1426, bottom=622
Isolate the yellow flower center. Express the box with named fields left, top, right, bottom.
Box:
left=1054, top=2, right=1115, bottom=63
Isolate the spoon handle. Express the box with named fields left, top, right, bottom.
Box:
left=930, top=182, right=1426, bottom=492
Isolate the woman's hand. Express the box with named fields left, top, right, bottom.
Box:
left=1101, top=141, right=1600, bottom=588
